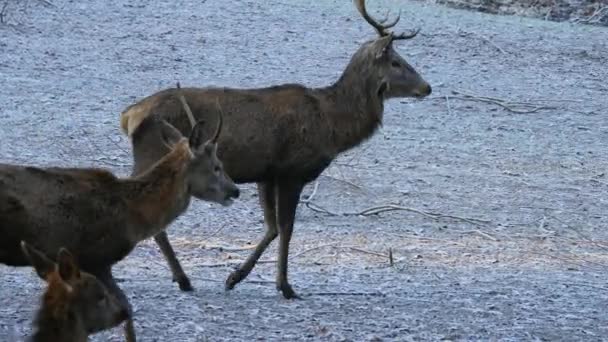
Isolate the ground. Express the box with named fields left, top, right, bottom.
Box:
left=0, top=0, right=607, bottom=341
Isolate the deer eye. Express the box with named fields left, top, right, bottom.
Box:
left=214, top=166, right=220, bottom=173
left=391, top=61, right=401, bottom=68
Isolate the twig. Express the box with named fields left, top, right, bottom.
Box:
left=306, top=202, right=489, bottom=226
left=460, top=230, right=499, bottom=241
left=321, top=174, right=363, bottom=190
left=388, top=248, right=394, bottom=267
left=301, top=180, right=320, bottom=203
left=307, top=292, right=386, bottom=297
left=206, top=222, right=230, bottom=238
left=198, top=242, right=340, bottom=267
left=346, top=246, right=389, bottom=259
left=200, top=244, right=257, bottom=252
left=445, top=95, right=452, bottom=115
left=449, top=90, right=556, bottom=114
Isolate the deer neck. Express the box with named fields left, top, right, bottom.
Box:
left=126, top=141, right=192, bottom=242
left=321, top=67, right=384, bottom=154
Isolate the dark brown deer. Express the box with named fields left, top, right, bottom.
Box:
left=20, top=241, right=128, bottom=342
left=0, top=95, right=239, bottom=341
left=120, top=0, right=431, bottom=299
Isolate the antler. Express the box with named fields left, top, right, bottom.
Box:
left=176, top=82, right=197, bottom=128
left=211, top=95, right=223, bottom=144
left=353, top=0, right=419, bottom=40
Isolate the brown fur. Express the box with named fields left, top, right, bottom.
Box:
left=22, top=242, right=127, bottom=342
left=1, top=120, right=238, bottom=341
left=121, top=0, right=431, bottom=298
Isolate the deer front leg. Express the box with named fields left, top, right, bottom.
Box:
left=226, top=181, right=278, bottom=290
left=275, top=179, right=304, bottom=299
left=95, top=268, right=137, bottom=342
left=154, top=231, right=193, bottom=291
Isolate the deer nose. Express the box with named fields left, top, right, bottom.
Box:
left=231, top=188, right=240, bottom=199
left=425, top=84, right=432, bottom=95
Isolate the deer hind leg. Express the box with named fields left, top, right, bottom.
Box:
left=95, top=268, right=137, bottom=342
left=225, top=181, right=279, bottom=290
left=275, top=179, right=304, bottom=299
left=154, top=231, right=193, bottom=291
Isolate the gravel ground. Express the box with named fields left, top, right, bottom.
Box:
left=1, top=0, right=607, bottom=341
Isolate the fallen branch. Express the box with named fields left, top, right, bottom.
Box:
left=449, top=90, right=557, bottom=114
left=307, top=291, right=386, bottom=297
left=200, top=244, right=257, bottom=252
left=305, top=202, right=490, bottom=226
left=198, top=242, right=340, bottom=267
left=460, top=229, right=499, bottom=241
left=346, top=246, right=389, bottom=259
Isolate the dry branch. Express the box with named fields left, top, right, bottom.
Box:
left=449, top=90, right=557, bottom=114
left=307, top=291, right=386, bottom=297
left=305, top=202, right=490, bottom=226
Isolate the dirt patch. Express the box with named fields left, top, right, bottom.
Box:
left=417, top=0, right=608, bottom=25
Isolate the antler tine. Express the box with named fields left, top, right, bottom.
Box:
left=353, top=0, right=389, bottom=36
left=211, top=95, right=223, bottom=144
left=392, top=27, right=421, bottom=40
left=176, top=82, right=197, bottom=128
left=379, top=10, right=401, bottom=30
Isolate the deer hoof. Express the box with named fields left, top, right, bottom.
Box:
left=175, top=276, right=193, bottom=292
left=278, top=282, right=301, bottom=300
left=225, top=270, right=245, bottom=291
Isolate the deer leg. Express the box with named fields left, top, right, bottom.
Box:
left=275, top=179, right=304, bottom=299
left=225, top=181, right=278, bottom=290
left=153, top=231, right=193, bottom=291
left=95, top=269, right=137, bottom=342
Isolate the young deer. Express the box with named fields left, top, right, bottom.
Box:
left=120, top=0, right=431, bottom=299
left=0, top=94, right=239, bottom=341
left=21, top=241, right=128, bottom=342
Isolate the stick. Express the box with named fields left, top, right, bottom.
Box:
left=301, top=180, right=320, bottom=203
left=305, top=202, right=489, bottom=226
left=449, top=90, right=556, bottom=114
left=445, top=95, right=452, bottom=115
left=307, top=292, right=386, bottom=297
left=460, top=230, right=499, bottom=241
left=347, top=246, right=389, bottom=259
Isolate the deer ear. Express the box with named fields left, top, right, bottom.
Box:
left=57, top=248, right=80, bottom=283
left=20, top=241, right=55, bottom=281
left=189, top=120, right=207, bottom=149
left=374, top=35, right=393, bottom=59
left=159, top=120, right=183, bottom=147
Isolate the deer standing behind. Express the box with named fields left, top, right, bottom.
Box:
left=20, top=241, right=128, bottom=342
left=120, top=0, right=431, bottom=299
left=0, top=94, right=239, bottom=341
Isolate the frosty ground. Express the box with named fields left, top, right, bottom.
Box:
left=1, top=0, right=607, bottom=341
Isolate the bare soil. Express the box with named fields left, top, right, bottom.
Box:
left=417, top=0, right=608, bottom=26
left=1, top=0, right=607, bottom=341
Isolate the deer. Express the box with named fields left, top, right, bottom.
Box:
left=20, top=241, right=129, bottom=342
left=0, top=92, right=240, bottom=341
left=119, top=0, right=432, bottom=299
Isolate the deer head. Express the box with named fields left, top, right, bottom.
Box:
left=21, top=241, right=128, bottom=334
left=353, top=0, right=431, bottom=99
left=160, top=84, right=240, bottom=206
